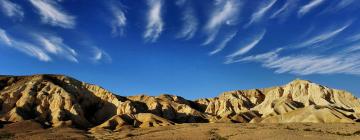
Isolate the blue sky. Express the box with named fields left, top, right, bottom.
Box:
left=1, top=0, right=360, bottom=99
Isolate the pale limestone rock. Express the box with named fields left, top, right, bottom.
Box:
left=260, top=105, right=354, bottom=123
left=1, top=75, right=360, bottom=130
left=93, top=115, right=131, bottom=131
left=134, top=113, right=175, bottom=128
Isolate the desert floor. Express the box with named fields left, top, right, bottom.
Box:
left=2, top=121, right=360, bottom=140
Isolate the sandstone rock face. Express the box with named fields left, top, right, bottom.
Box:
left=196, top=79, right=360, bottom=123
left=126, top=94, right=208, bottom=123
left=0, top=75, right=123, bottom=128
left=0, top=75, right=360, bottom=131
left=195, top=90, right=264, bottom=122
left=0, top=75, right=207, bottom=129
left=258, top=105, right=354, bottom=123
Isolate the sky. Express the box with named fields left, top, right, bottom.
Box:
left=1, top=0, right=360, bottom=99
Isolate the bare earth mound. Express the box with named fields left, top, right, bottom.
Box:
left=1, top=74, right=360, bottom=139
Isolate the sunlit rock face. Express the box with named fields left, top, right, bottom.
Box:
left=0, top=75, right=359, bottom=131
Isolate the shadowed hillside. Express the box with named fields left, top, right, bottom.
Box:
left=0, top=74, right=359, bottom=132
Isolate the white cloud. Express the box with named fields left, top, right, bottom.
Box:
left=206, top=0, right=238, bottom=31
left=342, top=44, right=360, bottom=53
left=176, top=1, right=198, bottom=40
left=35, top=34, right=78, bottom=62
left=15, top=41, right=52, bottom=62
left=347, top=33, right=360, bottom=42
left=298, top=0, right=324, bottom=17
left=0, top=0, right=24, bottom=19
left=29, top=0, right=75, bottom=28
left=144, top=0, right=164, bottom=42
left=109, top=4, right=127, bottom=36
left=226, top=30, right=266, bottom=63
left=237, top=48, right=360, bottom=75
left=229, top=21, right=360, bottom=76
left=320, top=0, right=355, bottom=15
left=203, top=0, right=240, bottom=45
left=295, top=22, right=351, bottom=48
left=91, top=46, right=112, bottom=63
left=334, top=0, right=355, bottom=11
left=0, top=28, right=12, bottom=45
left=237, top=48, right=283, bottom=63
left=209, top=31, right=237, bottom=55
left=243, top=51, right=360, bottom=75
left=0, top=28, right=79, bottom=62
left=0, top=28, right=51, bottom=62
left=270, top=0, right=298, bottom=21
left=245, top=0, right=277, bottom=27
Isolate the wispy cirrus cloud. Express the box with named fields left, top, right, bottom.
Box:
left=321, top=0, right=355, bottom=13
left=203, top=0, right=240, bottom=45
left=0, top=28, right=79, bottom=62
left=91, top=46, right=112, bottom=63
left=35, top=34, right=78, bottom=62
left=176, top=0, right=198, bottom=40
left=238, top=49, right=360, bottom=75
left=209, top=31, right=237, bottom=55
left=298, top=0, right=325, bottom=17
left=0, top=28, right=51, bottom=62
left=0, top=0, right=24, bottom=20
left=0, top=29, right=12, bottom=45
left=270, top=0, right=298, bottom=21
left=144, top=0, right=164, bottom=42
left=343, top=44, right=360, bottom=53
left=109, top=2, right=127, bottom=36
left=348, top=33, right=360, bottom=42
left=245, top=0, right=277, bottom=27
left=226, top=30, right=266, bottom=63
left=295, top=22, right=352, bottom=48
left=335, top=0, right=355, bottom=10
left=29, top=0, right=75, bottom=28
left=233, top=21, right=359, bottom=76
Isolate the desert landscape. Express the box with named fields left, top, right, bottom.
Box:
left=0, top=74, right=359, bottom=139
left=2, top=0, right=360, bottom=139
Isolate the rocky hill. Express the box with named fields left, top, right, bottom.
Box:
left=0, top=75, right=359, bottom=131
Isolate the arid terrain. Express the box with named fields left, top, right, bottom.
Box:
left=1, top=74, right=360, bottom=139
left=1, top=121, right=360, bottom=140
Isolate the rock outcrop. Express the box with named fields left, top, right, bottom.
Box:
left=0, top=75, right=359, bottom=131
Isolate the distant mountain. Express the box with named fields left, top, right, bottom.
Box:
left=0, top=75, right=359, bottom=131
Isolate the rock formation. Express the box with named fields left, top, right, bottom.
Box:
left=0, top=75, right=359, bottom=131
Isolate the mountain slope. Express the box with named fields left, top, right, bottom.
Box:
left=0, top=75, right=359, bottom=131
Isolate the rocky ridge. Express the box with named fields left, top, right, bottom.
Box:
left=0, top=75, right=359, bottom=131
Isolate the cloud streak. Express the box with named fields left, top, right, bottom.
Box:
left=144, top=0, right=164, bottom=42
left=109, top=3, right=127, bottom=36
left=29, top=0, right=75, bottom=28
left=35, top=34, right=78, bottom=62
left=0, top=28, right=51, bottom=62
left=239, top=49, right=360, bottom=75
left=203, top=0, right=240, bottom=45
left=270, top=0, right=298, bottom=21
left=298, top=0, right=324, bottom=17
left=176, top=0, right=198, bottom=40
left=91, top=46, right=112, bottom=63
left=245, top=0, right=277, bottom=27
left=0, top=29, right=12, bottom=45
left=209, top=31, right=237, bottom=55
left=295, top=22, right=352, bottom=48
left=0, top=28, right=79, bottom=62
left=0, top=0, right=24, bottom=20
left=333, top=0, right=355, bottom=11
left=226, top=30, right=266, bottom=63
